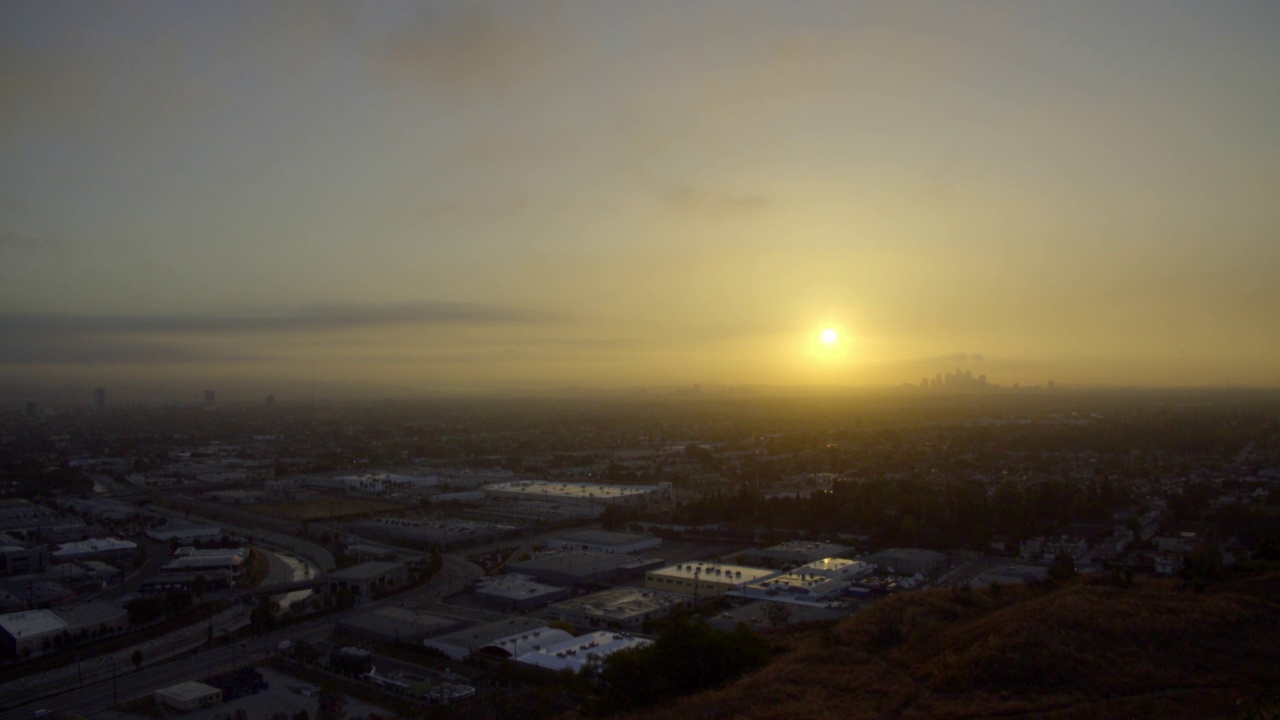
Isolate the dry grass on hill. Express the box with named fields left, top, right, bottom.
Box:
left=624, top=576, right=1280, bottom=720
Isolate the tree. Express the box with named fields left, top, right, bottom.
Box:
left=1048, top=553, right=1077, bottom=583
left=599, top=616, right=769, bottom=713
left=131, top=648, right=143, bottom=670
left=316, top=688, right=347, bottom=720
left=764, top=602, right=793, bottom=628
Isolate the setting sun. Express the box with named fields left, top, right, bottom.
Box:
left=821, top=328, right=838, bottom=344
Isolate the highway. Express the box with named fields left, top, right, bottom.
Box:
left=0, top=552, right=482, bottom=720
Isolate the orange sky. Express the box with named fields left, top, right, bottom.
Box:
left=2, top=2, right=1278, bottom=396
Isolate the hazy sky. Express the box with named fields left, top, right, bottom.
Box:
left=3, top=1, right=1278, bottom=396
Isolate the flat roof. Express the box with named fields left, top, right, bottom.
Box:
left=474, top=574, right=566, bottom=600
left=517, top=631, right=652, bottom=672
left=550, top=529, right=658, bottom=547
left=56, top=601, right=126, bottom=626
left=746, top=571, right=848, bottom=597
left=507, top=551, right=661, bottom=578
left=797, top=558, right=875, bottom=579
left=0, top=609, right=68, bottom=638
left=759, top=541, right=852, bottom=557
left=430, top=616, right=550, bottom=649
left=549, top=588, right=689, bottom=619
left=648, top=561, right=777, bottom=583
left=484, top=480, right=662, bottom=499
left=51, top=538, right=137, bottom=555
left=156, top=681, right=222, bottom=701
left=328, top=561, right=404, bottom=581
left=340, top=607, right=462, bottom=638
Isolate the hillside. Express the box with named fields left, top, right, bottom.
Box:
left=623, top=575, right=1280, bottom=720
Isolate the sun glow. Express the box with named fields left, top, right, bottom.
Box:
left=821, top=327, right=838, bottom=344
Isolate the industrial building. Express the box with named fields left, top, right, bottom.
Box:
left=864, top=548, right=948, bottom=578
left=337, top=607, right=466, bottom=645
left=743, top=541, right=854, bottom=568
left=423, top=617, right=555, bottom=660
left=505, top=551, right=664, bottom=588
left=0, top=609, right=66, bottom=658
left=161, top=550, right=247, bottom=576
left=795, top=557, right=875, bottom=581
left=154, top=682, right=223, bottom=712
left=547, top=529, right=661, bottom=554
left=644, top=561, right=778, bottom=598
left=737, top=571, right=851, bottom=603
left=0, top=544, right=47, bottom=577
left=516, top=630, right=653, bottom=673
left=482, top=480, right=671, bottom=507
left=0, top=601, right=126, bottom=658
left=146, top=523, right=222, bottom=544
left=327, top=561, right=408, bottom=598
left=546, top=587, right=693, bottom=632
left=358, top=517, right=513, bottom=547
left=471, top=574, right=572, bottom=611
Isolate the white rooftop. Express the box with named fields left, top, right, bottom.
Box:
left=0, top=609, right=68, bottom=638
left=517, top=631, right=653, bottom=672
left=484, top=480, right=661, bottom=499
left=649, top=561, right=776, bottom=583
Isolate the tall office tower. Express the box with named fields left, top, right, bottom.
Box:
left=204, top=389, right=216, bottom=407
left=94, top=387, right=106, bottom=411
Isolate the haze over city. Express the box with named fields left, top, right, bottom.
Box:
left=3, top=1, right=1279, bottom=399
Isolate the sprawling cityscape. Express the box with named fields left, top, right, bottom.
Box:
left=5, top=1, right=1280, bottom=718
left=1, top=387, right=1277, bottom=719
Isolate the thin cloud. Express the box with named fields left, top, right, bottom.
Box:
left=0, top=232, right=56, bottom=251
left=0, top=302, right=559, bottom=339
left=919, top=352, right=985, bottom=364
left=663, top=186, right=774, bottom=214
left=0, top=337, right=261, bottom=366
left=368, top=1, right=567, bottom=97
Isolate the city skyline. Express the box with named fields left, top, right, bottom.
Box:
left=3, top=1, right=1279, bottom=395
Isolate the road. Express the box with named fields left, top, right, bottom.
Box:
left=0, top=551, right=482, bottom=720
left=0, top=621, right=332, bottom=720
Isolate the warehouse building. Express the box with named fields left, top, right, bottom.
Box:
left=516, top=630, right=653, bottom=673
left=472, top=574, right=572, bottom=611
left=864, top=549, right=947, bottom=578
left=644, top=561, right=778, bottom=599
left=505, top=551, right=664, bottom=588
left=161, top=548, right=248, bottom=575
left=743, top=541, right=854, bottom=568
left=51, top=538, right=138, bottom=564
left=424, top=617, right=556, bottom=660
left=547, top=529, right=661, bottom=554
left=146, top=523, right=222, bottom=544
left=482, top=480, right=671, bottom=507
left=0, top=609, right=66, bottom=658
left=327, top=561, right=407, bottom=598
left=546, top=588, right=693, bottom=633
left=795, top=557, right=875, bottom=581
left=337, top=607, right=466, bottom=645
left=154, top=681, right=223, bottom=711
left=736, top=571, right=851, bottom=603
left=0, top=544, right=47, bottom=577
